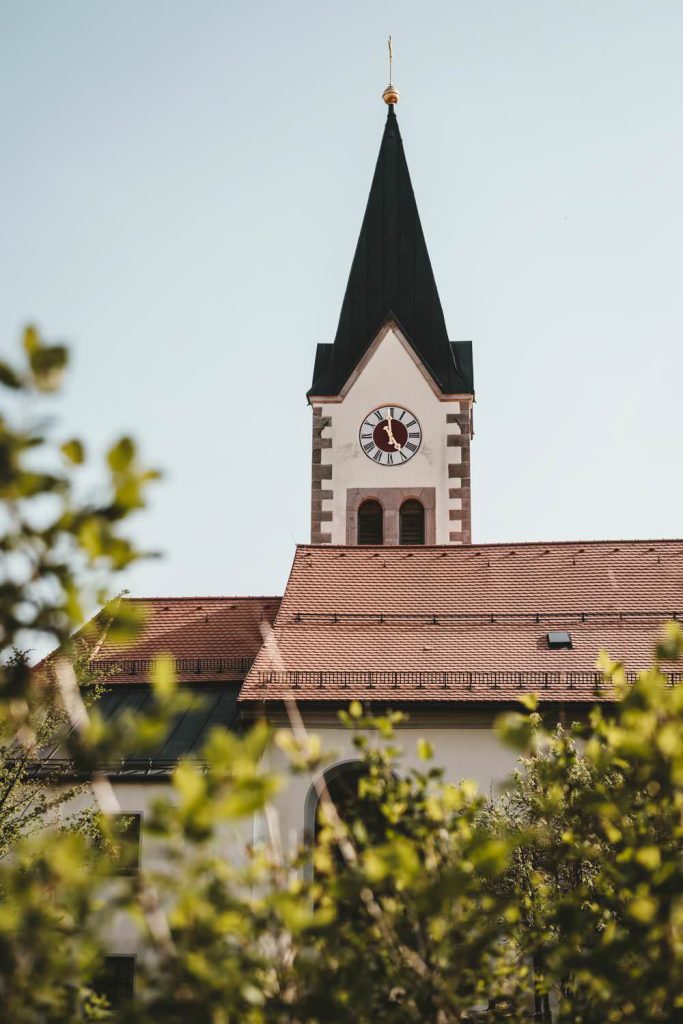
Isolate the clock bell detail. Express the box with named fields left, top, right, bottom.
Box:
left=307, top=87, right=474, bottom=547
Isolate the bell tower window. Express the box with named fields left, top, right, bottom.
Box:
left=399, top=500, right=425, bottom=545
left=357, top=500, right=383, bottom=545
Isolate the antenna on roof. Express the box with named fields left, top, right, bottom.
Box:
left=382, top=35, right=400, bottom=106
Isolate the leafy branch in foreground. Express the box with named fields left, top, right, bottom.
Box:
left=493, top=623, right=683, bottom=1022
left=0, top=324, right=159, bottom=724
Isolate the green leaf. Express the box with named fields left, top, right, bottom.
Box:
left=656, top=620, right=683, bottom=662
left=28, top=342, right=68, bottom=392
left=628, top=896, right=657, bottom=923
left=417, top=738, right=433, bottom=761
left=0, top=361, right=22, bottom=389
left=363, top=837, right=421, bottom=888
left=60, top=438, right=85, bottom=464
left=349, top=700, right=363, bottom=719
left=22, top=323, right=40, bottom=355
left=150, top=655, right=177, bottom=701
left=174, top=761, right=206, bottom=807
left=635, top=846, right=661, bottom=871
left=107, top=436, right=135, bottom=472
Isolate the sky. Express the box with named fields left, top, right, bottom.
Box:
left=2, top=0, right=682, bottom=601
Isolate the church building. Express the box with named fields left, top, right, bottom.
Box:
left=51, top=83, right=683, bottom=996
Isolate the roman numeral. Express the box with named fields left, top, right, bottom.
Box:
left=408, top=431, right=419, bottom=438
left=406, top=442, right=417, bottom=452
left=389, top=407, right=395, bottom=417
left=363, top=442, right=375, bottom=452
left=399, top=450, right=407, bottom=461
left=361, top=433, right=372, bottom=439
left=387, top=453, right=394, bottom=465
left=373, top=451, right=382, bottom=462
left=398, top=410, right=406, bottom=421
left=406, top=419, right=416, bottom=427
left=374, top=410, right=383, bottom=421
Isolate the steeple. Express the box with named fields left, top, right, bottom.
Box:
left=309, top=102, right=473, bottom=397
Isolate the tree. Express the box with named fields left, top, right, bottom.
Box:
left=493, top=630, right=683, bottom=1022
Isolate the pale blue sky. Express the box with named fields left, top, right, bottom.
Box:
left=2, top=1, right=682, bottom=600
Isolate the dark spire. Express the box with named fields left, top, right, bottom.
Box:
left=309, top=105, right=473, bottom=397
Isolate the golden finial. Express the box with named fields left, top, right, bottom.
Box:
left=382, top=35, right=400, bottom=105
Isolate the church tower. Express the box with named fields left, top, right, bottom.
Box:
left=308, top=86, right=474, bottom=546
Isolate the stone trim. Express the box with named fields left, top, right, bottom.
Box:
left=346, top=488, right=436, bottom=546
left=446, top=402, right=473, bottom=545
left=311, top=407, right=333, bottom=544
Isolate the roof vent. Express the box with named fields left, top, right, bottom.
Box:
left=548, top=630, right=573, bottom=650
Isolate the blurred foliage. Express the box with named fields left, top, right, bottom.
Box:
left=1, top=327, right=683, bottom=1022
left=0, top=324, right=159, bottom=721
left=490, top=626, right=683, bottom=1022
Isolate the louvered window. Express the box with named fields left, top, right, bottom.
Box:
left=96, top=956, right=135, bottom=1008
left=399, top=500, right=425, bottom=545
left=109, top=813, right=141, bottom=875
left=358, top=500, right=383, bottom=545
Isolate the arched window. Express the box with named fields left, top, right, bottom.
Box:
left=399, top=499, right=425, bottom=545
left=357, top=499, right=383, bottom=545
left=304, top=761, right=402, bottom=880
left=310, top=763, right=393, bottom=853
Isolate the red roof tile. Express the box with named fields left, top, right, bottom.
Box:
left=239, top=541, right=683, bottom=703
left=90, top=596, right=280, bottom=682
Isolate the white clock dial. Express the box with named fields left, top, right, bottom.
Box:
left=359, top=405, right=422, bottom=466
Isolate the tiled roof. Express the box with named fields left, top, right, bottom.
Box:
left=239, top=541, right=683, bottom=703
left=88, top=596, right=280, bottom=683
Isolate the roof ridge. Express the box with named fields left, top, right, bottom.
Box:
left=119, top=595, right=282, bottom=602
left=295, top=539, right=683, bottom=553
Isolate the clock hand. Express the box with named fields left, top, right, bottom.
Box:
left=382, top=422, right=403, bottom=451
left=384, top=409, right=395, bottom=444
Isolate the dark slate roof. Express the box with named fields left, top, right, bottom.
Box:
left=309, top=105, right=473, bottom=397
left=41, top=683, right=242, bottom=779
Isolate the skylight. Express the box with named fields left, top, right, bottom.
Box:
left=548, top=630, right=573, bottom=650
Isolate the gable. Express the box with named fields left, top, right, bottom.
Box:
left=339, top=321, right=448, bottom=404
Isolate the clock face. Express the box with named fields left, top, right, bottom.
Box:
left=359, top=405, right=422, bottom=466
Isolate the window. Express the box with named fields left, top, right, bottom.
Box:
left=357, top=499, right=383, bottom=545
left=108, top=813, right=142, bottom=875
left=548, top=630, right=573, bottom=650
left=399, top=499, right=425, bottom=545
left=95, top=956, right=135, bottom=1009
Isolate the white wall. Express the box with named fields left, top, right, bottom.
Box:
left=316, top=326, right=463, bottom=544
left=263, top=717, right=521, bottom=847
left=54, top=717, right=521, bottom=958
left=60, top=780, right=255, bottom=955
